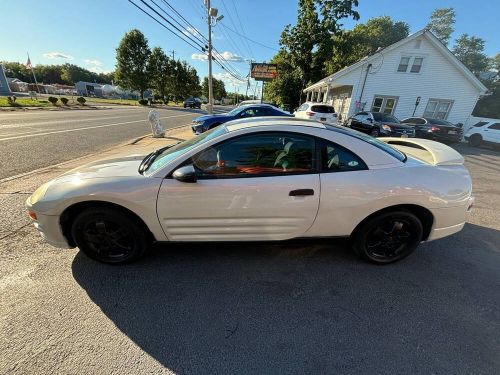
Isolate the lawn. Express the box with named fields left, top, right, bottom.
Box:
left=0, top=97, right=51, bottom=108
left=85, top=97, right=183, bottom=107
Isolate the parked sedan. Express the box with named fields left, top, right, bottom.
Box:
left=191, top=104, right=292, bottom=134
left=347, top=112, right=415, bottom=138
left=27, top=117, right=473, bottom=265
left=401, top=117, right=463, bottom=143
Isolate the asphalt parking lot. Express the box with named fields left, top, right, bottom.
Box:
left=1, top=142, right=499, bottom=374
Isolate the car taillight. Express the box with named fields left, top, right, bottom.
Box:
left=431, top=126, right=440, bottom=132
left=306, top=111, right=314, bottom=116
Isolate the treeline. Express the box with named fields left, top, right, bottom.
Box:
left=1, top=61, right=114, bottom=85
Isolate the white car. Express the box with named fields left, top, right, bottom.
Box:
left=26, top=117, right=474, bottom=265
left=294, top=102, right=338, bottom=125
left=464, top=120, right=500, bottom=148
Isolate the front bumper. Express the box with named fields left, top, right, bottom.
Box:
left=191, top=124, right=204, bottom=134
left=31, top=212, right=72, bottom=248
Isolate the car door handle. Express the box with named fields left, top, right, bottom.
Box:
left=289, top=189, right=314, bottom=196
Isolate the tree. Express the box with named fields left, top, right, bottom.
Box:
left=452, top=34, right=490, bottom=75
left=264, top=50, right=303, bottom=109
left=115, top=29, right=151, bottom=99
left=202, top=77, right=226, bottom=100
left=147, top=47, right=172, bottom=100
left=325, top=16, right=409, bottom=74
left=427, top=8, right=455, bottom=45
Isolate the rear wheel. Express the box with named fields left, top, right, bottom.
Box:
left=352, top=211, right=423, bottom=264
left=370, top=128, right=380, bottom=137
left=469, top=134, right=482, bottom=147
left=71, top=208, right=149, bottom=264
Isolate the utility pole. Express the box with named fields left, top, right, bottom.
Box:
left=169, top=50, right=176, bottom=61
left=207, top=0, right=213, bottom=114
left=205, top=0, right=223, bottom=114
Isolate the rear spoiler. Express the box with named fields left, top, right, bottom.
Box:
left=379, top=137, right=464, bottom=166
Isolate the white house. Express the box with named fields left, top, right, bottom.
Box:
left=304, top=29, right=488, bottom=126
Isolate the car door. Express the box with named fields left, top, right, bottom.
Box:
left=484, top=123, right=500, bottom=143
left=349, top=113, right=366, bottom=131
left=156, top=132, right=320, bottom=241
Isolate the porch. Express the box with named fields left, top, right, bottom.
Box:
left=304, top=83, right=354, bottom=123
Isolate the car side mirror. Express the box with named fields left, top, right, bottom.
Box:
left=172, top=165, right=197, bottom=183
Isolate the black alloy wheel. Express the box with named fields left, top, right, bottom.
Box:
left=352, top=211, right=423, bottom=264
left=71, top=208, right=149, bottom=264
left=370, top=128, right=380, bottom=137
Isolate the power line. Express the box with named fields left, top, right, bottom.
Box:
left=219, top=22, right=279, bottom=52
left=219, top=0, right=252, bottom=59
left=229, top=0, right=254, bottom=58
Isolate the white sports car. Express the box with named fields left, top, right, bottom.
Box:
left=26, top=117, right=474, bottom=264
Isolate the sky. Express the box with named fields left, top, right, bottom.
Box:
left=1, top=0, right=499, bottom=93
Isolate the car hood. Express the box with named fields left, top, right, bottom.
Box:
left=55, top=154, right=144, bottom=182
left=194, top=114, right=231, bottom=122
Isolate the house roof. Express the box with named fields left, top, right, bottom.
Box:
left=305, top=29, right=488, bottom=94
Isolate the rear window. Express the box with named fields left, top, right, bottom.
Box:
left=473, top=121, right=488, bottom=127
left=427, top=118, right=454, bottom=126
left=372, top=113, right=400, bottom=123
left=311, top=105, right=335, bottom=114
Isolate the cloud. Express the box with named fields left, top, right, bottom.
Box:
left=214, top=72, right=247, bottom=86
left=191, top=51, right=244, bottom=63
left=84, top=59, right=102, bottom=66
left=87, top=66, right=112, bottom=74
left=43, top=51, right=73, bottom=60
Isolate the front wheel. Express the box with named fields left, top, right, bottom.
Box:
left=370, top=128, right=380, bottom=137
left=351, top=211, right=423, bottom=264
left=71, top=208, right=149, bottom=264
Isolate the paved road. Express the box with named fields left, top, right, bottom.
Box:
left=0, top=106, right=222, bottom=179
left=0, top=141, right=499, bottom=374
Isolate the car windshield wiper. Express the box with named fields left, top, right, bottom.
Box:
left=138, top=142, right=180, bottom=174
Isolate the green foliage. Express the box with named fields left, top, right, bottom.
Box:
left=202, top=77, right=227, bottom=100
left=452, top=34, right=490, bottom=75
left=264, top=50, right=303, bottom=109
left=147, top=47, right=173, bottom=100
left=48, top=96, right=58, bottom=105
left=114, top=29, right=151, bottom=99
left=7, top=96, right=17, bottom=104
left=77, top=96, right=86, bottom=105
left=2, top=61, right=114, bottom=85
left=60, top=97, right=69, bottom=105
left=325, top=16, right=410, bottom=74
left=473, top=81, right=500, bottom=118
left=427, top=8, right=455, bottom=45
left=138, top=99, right=149, bottom=105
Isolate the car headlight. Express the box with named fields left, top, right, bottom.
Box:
left=382, top=124, right=392, bottom=131
left=29, top=182, right=51, bottom=205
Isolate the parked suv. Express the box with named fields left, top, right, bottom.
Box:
left=294, top=102, right=338, bottom=125
left=346, top=112, right=415, bottom=138
left=401, top=117, right=463, bottom=143
left=464, top=120, right=500, bottom=148
left=183, top=97, right=202, bottom=109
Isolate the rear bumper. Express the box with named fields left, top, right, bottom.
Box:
left=426, top=197, right=474, bottom=241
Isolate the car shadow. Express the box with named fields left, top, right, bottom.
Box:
left=71, top=223, right=500, bottom=374
left=452, top=142, right=500, bottom=156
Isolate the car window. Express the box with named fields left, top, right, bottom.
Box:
left=191, top=132, right=316, bottom=178
left=488, top=123, right=500, bottom=130
left=427, top=118, right=453, bottom=126
left=321, top=140, right=367, bottom=172
left=353, top=113, right=368, bottom=121
left=402, top=118, right=425, bottom=125
left=372, top=113, right=400, bottom=123
left=297, top=103, right=308, bottom=111
left=473, top=121, right=488, bottom=127
left=311, top=105, right=335, bottom=114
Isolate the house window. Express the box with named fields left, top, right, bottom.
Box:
left=397, top=57, right=410, bottom=72
left=371, top=95, right=398, bottom=115
left=398, top=56, right=424, bottom=73
left=423, top=99, right=453, bottom=119
left=411, top=57, right=423, bottom=73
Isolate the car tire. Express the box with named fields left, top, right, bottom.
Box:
left=351, top=210, right=423, bottom=264
left=468, top=134, right=482, bottom=147
left=71, top=207, right=150, bottom=264
left=370, top=128, right=380, bottom=137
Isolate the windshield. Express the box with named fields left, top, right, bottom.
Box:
left=372, top=113, right=400, bottom=123
left=144, top=126, right=227, bottom=175
left=227, top=107, right=246, bottom=116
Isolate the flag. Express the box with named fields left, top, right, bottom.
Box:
left=26, top=57, right=32, bottom=70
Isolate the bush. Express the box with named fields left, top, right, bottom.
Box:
left=138, top=99, right=149, bottom=106
left=48, top=96, right=58, bottom=105
left=60, top=97, right=69, bottom=105
left=77, top=97, right=86, bottom=105
left=7, top=96, right=17, bottom=104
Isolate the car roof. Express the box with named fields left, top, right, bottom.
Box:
left=224, top=117, right=327, bottom=131
left=302, top=102, right=334, bottom=106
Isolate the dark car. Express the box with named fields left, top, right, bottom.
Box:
left=191, top=104, right=293, bottom=134
left=400, top=117, right=463, bottom=143
left=346, top=112, right=415, bottom=138
left=183, top=97, right=202, bottom=109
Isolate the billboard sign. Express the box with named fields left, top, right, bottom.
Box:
left=251, top=63, right=278, bottom=82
